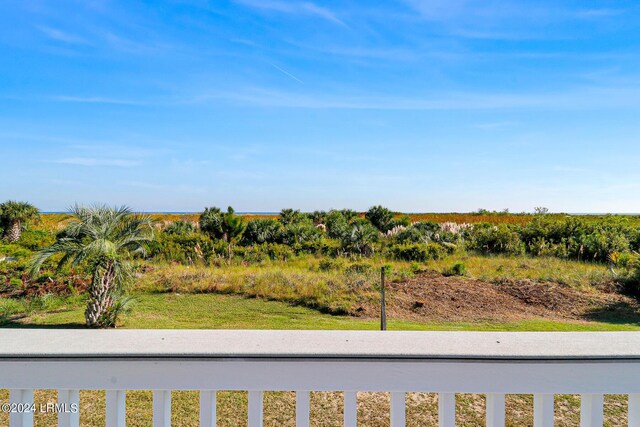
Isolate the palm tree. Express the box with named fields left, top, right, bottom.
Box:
left=29, top=205, right=154, bottom=328
left=242, top=218, right=282, bottom=245
left=341, top=220, right=379, bottom=256
left=0, top=201, right=40, bottom=242
left=279, top=208, right=302, bottom=226
left=365, top=205, right=394, bottom=233
left=199, top=206, right=223, bottom=237
left=200, top=206, right=246, bottom=259
left=221, top=207, right=246, bottom=259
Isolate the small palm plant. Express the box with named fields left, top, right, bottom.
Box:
left=242, top=218, right=282, bottom=245
left=0, top=201, right=40, bottom=242
left=29, top=205, right=154, bottom=328
left=341, top=220, right=379, bottom=256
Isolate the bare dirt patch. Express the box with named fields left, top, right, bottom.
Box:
left=367, top=272, right=640, bottom=323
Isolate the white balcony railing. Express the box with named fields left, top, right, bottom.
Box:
left=2, top=330, right=640, bottom=426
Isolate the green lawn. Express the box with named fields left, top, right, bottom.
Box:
left=5, top=292, right=640, bottom=331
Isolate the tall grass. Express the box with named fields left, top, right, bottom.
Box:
left=134, top=254, right=612, bottom=317
left=138, top=259, right=381, bottom=315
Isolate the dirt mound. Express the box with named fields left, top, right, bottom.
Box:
left=375, top=272, right=639, bottom=323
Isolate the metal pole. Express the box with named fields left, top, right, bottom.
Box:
left=381, top=267, right=387, bottom=331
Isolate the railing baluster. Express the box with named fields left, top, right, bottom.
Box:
left=438, top=393, right=455, bottom=427
left=580, top=394, right=604, bottom=427
left=533, top=394, right=554, bottom=427
left=57, top=389, right=80, bottom=427
left=153, top=390, right=171, bottom=427
left=296, top=391, right=310, bottom=427
left=629, top=394, right=640, bottom=427
left=390, top=392, right=406, bottom=427
left=486, top=393, right=505, bottom=427
left=199, top=390, right=216, bottom=427
left=9, top=389, right=34, bottom=427
left=248, top=391, right=263, bottom=427
left=105, top=390, right=126, bottom=427
left=344, top=391, right=357, bottom=427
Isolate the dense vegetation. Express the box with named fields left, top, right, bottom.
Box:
left=3, top=201, right=640, bottom=327
left=147, top=205, right=640, bottom=283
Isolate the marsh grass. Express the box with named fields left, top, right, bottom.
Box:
left=138, top=258, right=384, bottom=315
left=134, top=254, right=612, bottom=319
left=425, top=255, right=611, bottom=290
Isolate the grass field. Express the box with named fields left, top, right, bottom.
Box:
left=5, top=292, right=639, bottom=331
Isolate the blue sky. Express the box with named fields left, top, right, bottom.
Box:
left=1, top=0, right=640, bottom=213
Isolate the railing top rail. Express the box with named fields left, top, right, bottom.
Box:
left=2, top=330, right=640, bottom=361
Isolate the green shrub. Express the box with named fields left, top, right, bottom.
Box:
left=282, top=220, right=323, bottom=252
left=393, top=226, right=427, bottom=244
left=392, top=214, right=411, bottom=228
left=242, top=218, right=283, bottom=245
left=279, top=208, right=304, bottom=226
left=164, top=221, right=195, bottom=236
left=17, top=229, right=55, bottom=251
left=390, top=243, right=445, bottom=261
left=310, top=210, right=327, bottom=225
left=318, top=258, right=344, bottom=271
left=521, top=215, right=635, bottom=262
left=409, top=262, right=425, bottom=274
left=365, top=205, right=394, bottom=233
left=324, top=210, right=350, bottom=239
left=235, top=243, right=293, bottom=262
left=579, top=230, right=629, bottom=262
left=318, top=238, right=342, bottom=257
left=443, top=261, right=466, bottom=277
left=527, top=237, right=569, bottom=258
left=339, top=220, right=379, bottom=256
left=150, top=233, right=220, bottom=263
left=0, top=243, right=32, bottom=259
left=468, top=224, right=525, bottom=255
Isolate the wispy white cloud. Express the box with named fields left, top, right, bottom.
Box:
left=298, top=2, right=346, bottom=26
left=234, top=0, right=348, bottom=27
left=100, top=31, right=157, bottom=53
left=53, top=158, right=142, bottom=167
left=401, top=1, right=625, bottom=40
left=270, top=63, right=304, bottom=84
left=403, top=0, right=474, bottom=21
left=197, top=84, right=640, bottom=111
left=283, top=39, right=421, bottom=61
left=36, top=25, right=89, bottom=45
